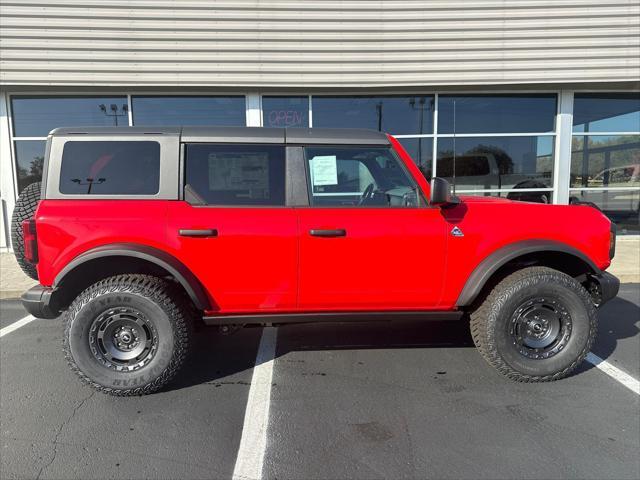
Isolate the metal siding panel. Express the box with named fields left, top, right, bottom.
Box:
left=1, top=0, right=639, bottom=87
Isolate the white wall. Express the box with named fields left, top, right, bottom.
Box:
left=1, top=0, right=639, bottom=88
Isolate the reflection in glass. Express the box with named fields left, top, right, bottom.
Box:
left=460, top=190, right=551, bottom=204
left=396, top=137, right=433, bottom=179
left=60, top=141, right=160, bottom=195
left=312, top=96, right=434, bottom=135
left=14, top=141, right=46, bottom=193
left=438, top=95, right=557, bottom=134
left=436, top=136, right=554, bottom=190
left=573, top=93, right=640, bottom=133
left=262, top=97, right=309, bottom=128
left=11, top=96, right=128, bottom=137
left=570, top=189, right=639, bottom=234
left=571, top=135, right=640, bottom=188
left=132, top=96, right=246, bottom=126
left=185, top=144, right=286, bottom=206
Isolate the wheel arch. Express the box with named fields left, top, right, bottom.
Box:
left=456, top=240, right=601, bottom=307
left=53, top=243, right=210, bottom=311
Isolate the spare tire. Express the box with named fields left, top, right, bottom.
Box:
left=10, top=182, right=41, bottom=280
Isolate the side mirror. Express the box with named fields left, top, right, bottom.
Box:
left=430, top=177, right=459, bottom=207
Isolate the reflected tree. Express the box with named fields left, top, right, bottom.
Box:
left=17, top=155, right=44, bottom=193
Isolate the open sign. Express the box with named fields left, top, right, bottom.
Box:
left=267, top=110, right=306, bottom=127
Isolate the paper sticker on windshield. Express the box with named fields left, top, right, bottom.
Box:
left=311, top=155, right=338, bottom=186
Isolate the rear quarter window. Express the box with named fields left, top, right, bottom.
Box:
left=59, top=141, right=160, bottom=195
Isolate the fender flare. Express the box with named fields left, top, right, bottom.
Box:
left=455, top=240, right=601, bottom=307
left=54, top=243, right=210, bottom=310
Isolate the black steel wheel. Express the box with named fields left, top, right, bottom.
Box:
left=64, top=274, right=194, bottom=396
left=89, top=307, right=158, bottom=372
left=510, top=297, right=572, bottom=360
left=470, top=267, right=597, bottom=382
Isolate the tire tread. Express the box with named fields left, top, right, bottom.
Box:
left=62, top=274, right=194, bottom=396
left=10, top=181, right=41, bottom=280
left=469, top=266, right=597, bottom=382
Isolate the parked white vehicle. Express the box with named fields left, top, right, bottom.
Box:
left=438, top=153, right=551, bottom=203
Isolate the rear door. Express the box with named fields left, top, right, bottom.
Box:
left=297, top=145, right=447, bottom=310
left=166, top=142, right=298, bottom=313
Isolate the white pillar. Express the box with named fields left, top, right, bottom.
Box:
left=246, top=94, right=262, bottom=127
left=553, top=90, right=574, bottom=205
left=0, top=89, right=17, bottom=251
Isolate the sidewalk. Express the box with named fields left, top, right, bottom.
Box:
left=0, top=253, right=37, bottom=299
left=0, top=239, right=638, bottom=299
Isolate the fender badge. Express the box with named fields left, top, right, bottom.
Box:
left=451, top=226, right=464, bottom=237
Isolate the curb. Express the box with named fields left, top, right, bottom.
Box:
left=0, top=291, right=28, bottom=300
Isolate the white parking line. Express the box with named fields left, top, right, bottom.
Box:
left=0, top=315, right=37, bottom=338
left=232, top=327, right=278, bottom=480
left=586, top=352, right=640, bottom=395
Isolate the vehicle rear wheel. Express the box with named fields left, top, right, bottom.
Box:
left=63, top=274, right=194, bottom=396
left=10, top=181, right=41, bottom=280
left=470, top=266, right=597, bottom=382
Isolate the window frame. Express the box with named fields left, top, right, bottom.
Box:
left=301, top=144, right=427, bottom=209
left=45, top=134, right=180, bottom=200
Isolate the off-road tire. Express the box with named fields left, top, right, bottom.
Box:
left=63, top=274, right=195, bottom=396
left=470, top=266, right=597, bottom=382
left=10, top=181, right=41, bottom=280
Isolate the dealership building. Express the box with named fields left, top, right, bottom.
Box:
left=1, top=0, right=639, bottom=250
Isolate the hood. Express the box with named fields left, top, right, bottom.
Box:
left=458, top=195, right=514, bottom=204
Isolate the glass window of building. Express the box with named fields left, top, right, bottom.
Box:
left=571, top=93, right=640, bottom=233
left=132, top=96, right=246, bottom=126
left=436, top=136, right=554, bottom=192
left=573, top=93, right=640, bottom=133
left=14, top=140, right=46, bottom=193
left=11, top=96, right=129, bottom=136
left=570, top=135, right=640, bottom=188
left=10, top=95, right=130, bottom=193
left=312, top=96, right=434, bottom=135
left=396, top=137, right=433, bottom=179
left=262, top=96, right=309, bottom=128
left=438, top=95, right=557, bottom=134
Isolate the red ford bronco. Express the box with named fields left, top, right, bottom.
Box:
left=12, top=126, right=619, bottom=396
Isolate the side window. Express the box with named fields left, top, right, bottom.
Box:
left=304, top=146, right=420, bottom=207
left=184, top=144, right=286, bottom=206
left=59, top=141, right=160, bottom=195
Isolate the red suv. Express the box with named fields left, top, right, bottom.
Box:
left=12, top=126, right=619, bottom=396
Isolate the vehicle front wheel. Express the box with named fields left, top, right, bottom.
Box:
left=63, top=274, right=194, bottom=396
left=470, top=266, right=597, bottom=382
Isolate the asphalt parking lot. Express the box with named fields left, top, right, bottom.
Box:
left=1, top=285, right=639, bottom=480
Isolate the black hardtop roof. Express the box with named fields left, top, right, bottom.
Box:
left=49, top=126, right=390, bottom=145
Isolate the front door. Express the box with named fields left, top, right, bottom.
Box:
left=166, top=142, right=297, bottom=313
left=297, top=145, right=447, bottom=311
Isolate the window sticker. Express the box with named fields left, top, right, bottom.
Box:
left=310, top=155, right=338, bottom=186
left=208, top=153, right=269, bottom=198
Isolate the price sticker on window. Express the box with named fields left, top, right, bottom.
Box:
left=310, top=155, right=338, bottom=186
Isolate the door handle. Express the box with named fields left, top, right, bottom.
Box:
left=309, top=229, right=346, bottom=237
left=179, top=229, right=218, bottom=238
